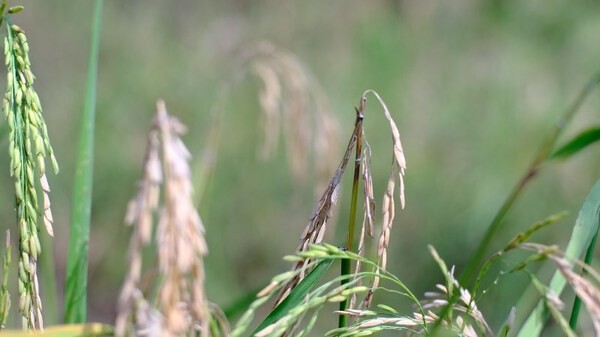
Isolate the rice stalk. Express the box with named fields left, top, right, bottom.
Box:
left=3, top=20, right=59, bottom=330
left=116, top=101, right=212, bottom=337
left=271, top=90, right=407, bottom=324
left=347, top=144, right=374, bottom=311
left=339, top=98, right=366, bottom=328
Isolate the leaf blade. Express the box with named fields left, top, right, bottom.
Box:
left=251, top=258, right=333, bottom=336
left=63, top=0, right=103, bottom=323
left=550, top=127, right=600, bottom=159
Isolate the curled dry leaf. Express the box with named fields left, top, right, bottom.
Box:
left=273, top=117, right=361, bottom=305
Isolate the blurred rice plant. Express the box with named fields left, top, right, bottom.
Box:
left=116, top=101, right=227, bottom=337
left=195, top=41, right=340, bottom=202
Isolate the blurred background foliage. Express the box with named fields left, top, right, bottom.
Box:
left=1, top=0, right=600, bottom=334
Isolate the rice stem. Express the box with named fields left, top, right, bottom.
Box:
left=339, top=102, right=365, bottom=328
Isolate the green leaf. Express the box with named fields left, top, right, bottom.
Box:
left=516, top=181, right=600, bottom=336
left=251, top=258, right=333, bottom=336
left=497, top=307, right=515, bottom=337
left=64, top=0, right=103, bottom=323
left=550, top=127, right=600, bottom=159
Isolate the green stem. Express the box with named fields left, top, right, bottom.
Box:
left=339, top=104, right=365, bottom=329
left=0, top=2, right=7, bottom=26
left=346, top=117, right=363, bottom=251
left=64, top=0, right=103, bottom=323
left=338, top=258, right=351, bottom=328
left=569, top=232, right=598, bottom=329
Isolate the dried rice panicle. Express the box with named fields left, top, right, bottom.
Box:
left=116, top=101, right=211, bottom=337
left=115, top=108, right=163, bottom=337
left=359, top=90, right=407, bottom=308
left=155, top=100, right=209, bottom=336
left=196, top=41, right=340, bottom=204
left=249, top=42, right=340, bottom=192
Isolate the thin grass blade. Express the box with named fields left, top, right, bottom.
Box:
left=551, top=127, right=600, bottom=159
left=63, top=0, right=103, bottom=323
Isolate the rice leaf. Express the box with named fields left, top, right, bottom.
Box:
left=252, top=258, right=333, bottom=336
left=516, top=181, right=600, bottom=336
left=63, top=0, right=103, bottom=323
left=551, top=127, right=600, bottom=159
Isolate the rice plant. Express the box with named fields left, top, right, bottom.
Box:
left=1, top=3, right=58, bottom=330
left=115, top=101, right=221, bottom=337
